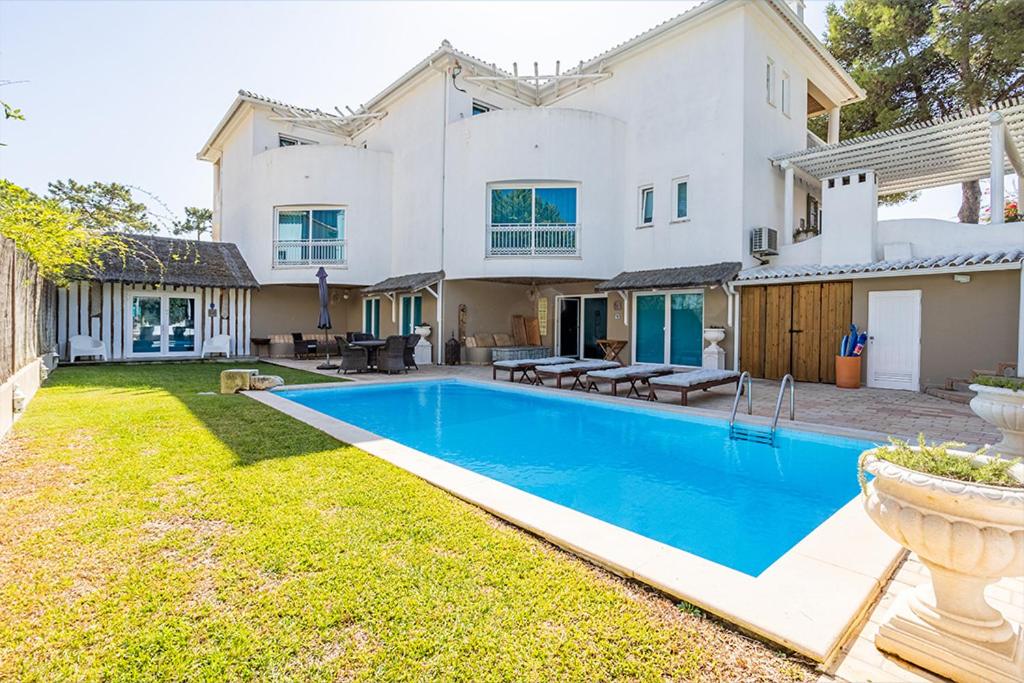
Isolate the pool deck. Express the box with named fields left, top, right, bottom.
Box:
left=262, top=359, right=1020, bottom=682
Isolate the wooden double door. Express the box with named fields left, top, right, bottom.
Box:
left=740, top=281, right=852, bottom=383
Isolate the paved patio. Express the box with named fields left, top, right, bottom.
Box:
left=263, top=358, right=1019, bottom=682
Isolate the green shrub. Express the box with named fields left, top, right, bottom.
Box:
left=859, top=435, right=1022, bottom=492
left=973, top=375, right=1024, bottom=392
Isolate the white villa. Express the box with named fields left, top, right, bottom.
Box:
left=61, top=0, right=1024, bottom=391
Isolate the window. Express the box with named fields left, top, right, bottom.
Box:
left=781, top=72, right=791, bottom=116
left=278, top=134, right=314, bottom=147
left=130, top=293, right=198, bottom=356
left=806, top=195, right=820, bottom=234
left=363, top=298, right=380, bottom=338
left=274, top=207, right=346, bottom=266
left=472, top=100, right=497, bottom=116
left=638, top=186, right=654, bottom=226
left=766, top=59, right=776, bottom=106
left=487, top=184, right=578, bottom=256
left=672, top=177, right=689, bottom=221
left=400, top=294, right=423, bottom=335
left=633, top=291, right=704, bottom=366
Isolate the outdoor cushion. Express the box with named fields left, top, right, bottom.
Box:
left=536, top=360, right=620, bottom=374
left=492, top=356, right=572, bottom=369
left=648, top=369, right=739, bottom=387
left=586, top=364, right=673, bottom=379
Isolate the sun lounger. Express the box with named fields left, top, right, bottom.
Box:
left=584, top=364, right=675, bottom=398
left=534, top=360, right=621, bottom=390
left=492, top=356, right=573, bottom=383
left=646, top=369, right=741, bottom=405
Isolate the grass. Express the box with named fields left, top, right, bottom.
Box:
left=0, top=362, right=814, bottom=681
left=862, top=435, right=1022, bottom=489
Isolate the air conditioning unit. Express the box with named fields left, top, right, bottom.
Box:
left=750, top=227, right=779, bottom=256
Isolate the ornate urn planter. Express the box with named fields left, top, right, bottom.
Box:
left=702, top=327, right=726, bottom=347
left=969, top=384, right=1024, bottom=457
left=861, top=448, right=1024, bottom=682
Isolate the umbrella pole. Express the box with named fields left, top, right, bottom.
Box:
left=317, top=328, right=339, bottom=370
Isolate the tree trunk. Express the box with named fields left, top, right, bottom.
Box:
left=958, top=180, right=981, bottom=223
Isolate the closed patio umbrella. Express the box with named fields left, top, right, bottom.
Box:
left=315, top=267, right=338, bottom=369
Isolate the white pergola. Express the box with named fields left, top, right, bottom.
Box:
left=773, top=97, right=1024, bottom=224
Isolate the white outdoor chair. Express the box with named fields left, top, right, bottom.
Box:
left=68, top=335, right=107, bottom=363
left=201, top=334, right=231, bottom=358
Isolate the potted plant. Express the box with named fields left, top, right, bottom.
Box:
left=969, top=375, right=1024, bottom=458
left=859, top=436, right=1024, bottom=682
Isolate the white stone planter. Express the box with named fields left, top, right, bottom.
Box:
left=861, top=448, right=1024, bottom=682
left=969, top=384, right=1024, bottom=458
left=702, top=328, right=726, bottom=370
left=413, top=324, right=432, bottom=341
left=703, top=327, right=726, bottom=346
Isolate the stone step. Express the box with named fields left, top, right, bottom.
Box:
left=924, top=385, right=975, bottom=405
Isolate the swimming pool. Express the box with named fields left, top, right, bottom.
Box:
left=274, top=379, right=872, bottom=577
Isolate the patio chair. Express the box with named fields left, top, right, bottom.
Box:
left=68, top=335, right=107, bottom=363
left=338, top=344, right=369, bottom=374
left=646, top=369, right=741, bottom=405
left=201, top=334, right=231, bottom=358
left=403, top=334, right=419, bottom=370
left=491, top=356, right=573, bottom=383
left=534, top=360, right=620, bottom=390
left=377, top=335, right=407, bottom=374
left=352, top=332, right=375, bottom=342
left=291, top=332, right=318, bottom=359
left=584, top=363, right=674, bottom=397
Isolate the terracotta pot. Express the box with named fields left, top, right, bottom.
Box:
left=861, top=448, right=1024, bottom=682
left=835, top=355, right=861, bottom=389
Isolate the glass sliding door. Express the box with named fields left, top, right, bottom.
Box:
left=400, top=295, right=422, bottom=335
left=669, top=293, right=703, bottom=366
left=634, top=291, right=704, bottom=365
left=167, top=297, right=196, bottom=353
left=635, top=294, right=665, bottom=363
left=582, top=298, right=607, bottom=360
left=132, top=296, right=162, bottom=354
left=131, top=293, right=199, bottom=356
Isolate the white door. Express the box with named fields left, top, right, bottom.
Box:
left=867, top=290, right=921, bottom=391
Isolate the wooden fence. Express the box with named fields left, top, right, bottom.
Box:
left=0, top=236, right=57, bottom=384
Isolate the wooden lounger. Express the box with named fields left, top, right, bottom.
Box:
left=535, top=360, right=620, bottom=390
left=646, top=370, right=741, bottom=405
left=584, top=364, right=674, bottom=398
left=492, top=356, right=572, bottom=384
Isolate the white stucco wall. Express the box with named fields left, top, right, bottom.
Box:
left=443, top=107, right=625, bottom=280
left=877, top=219, right=1024, bottom=260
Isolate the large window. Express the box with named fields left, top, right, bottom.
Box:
left=274, top=207, right=346, bottom=267
left=130, top=293, right=197, bottom=356
left=487, top=185, right=578, bottom=256
left=400, top=294, right=422, bottom=335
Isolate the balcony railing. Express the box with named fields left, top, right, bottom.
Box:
left=273, top=239, right=347, bottom=267
left=486, top=223, right=579, bottom=257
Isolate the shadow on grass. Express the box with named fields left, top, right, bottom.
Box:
left=46, top=362, right=345, bottom=467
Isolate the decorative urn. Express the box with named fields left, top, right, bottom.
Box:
left=861, top=448, right=1024, bottom=682
left=969, top=383, right=1024, bottom=458
left=413, top=324, right=432, bottom=341
left=703, top=327, right=726, bottom=348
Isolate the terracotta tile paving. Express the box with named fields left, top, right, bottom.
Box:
left=266, top=359, right=1019, bottom=682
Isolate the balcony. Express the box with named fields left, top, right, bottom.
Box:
left=273, top=239, right=347, bottom=267
left=486, top=224, right=579, bottom=257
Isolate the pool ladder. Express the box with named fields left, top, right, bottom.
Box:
left=728, top=373, right=795, bottom=446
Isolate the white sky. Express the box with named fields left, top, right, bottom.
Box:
left=0, top=0, right=966, bottom=229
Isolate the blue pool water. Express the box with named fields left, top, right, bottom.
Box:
left=275, top=380, right=872, bottom=576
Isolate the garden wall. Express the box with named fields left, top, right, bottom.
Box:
left=0, top=236, right=57, bottom=438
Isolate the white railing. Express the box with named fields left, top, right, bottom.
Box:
left=486, top=223, right=579, bottom=257
left=273, top=239, right=347, bottom=267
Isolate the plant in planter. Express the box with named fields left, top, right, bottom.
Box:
left=859, top=436, right=1024, bottom=682
left=970, top=375, right=1024, bottom=458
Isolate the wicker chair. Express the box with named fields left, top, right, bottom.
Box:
left=291, top=332, right=318, bottom=359
left=403, top=334, right=419, bottom=370
left=377, top=335, right=407, bottom=374
left=338, top=344, right=369, bottom=374
left=351, top=332, right=375, bottom=342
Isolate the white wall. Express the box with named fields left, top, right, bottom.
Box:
left=820, top=170, right=877, bottom=264
left=0, top=357, right=45, bottom=440
left=443, top=107, right=625, bottom=280
left=877, top=219, right=1024, bottom=260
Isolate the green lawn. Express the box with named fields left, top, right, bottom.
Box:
left=0, top=363, right=812, bottom=681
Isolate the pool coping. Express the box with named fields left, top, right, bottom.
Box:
left=245, top=376, right=904, bottom=663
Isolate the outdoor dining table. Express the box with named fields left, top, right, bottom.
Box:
left=351, top=339, right=386, bottom=368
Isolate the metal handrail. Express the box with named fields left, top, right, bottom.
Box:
left=728, top=371, right=753, bottom=433
left=770, top=374, right=796, bottom=440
